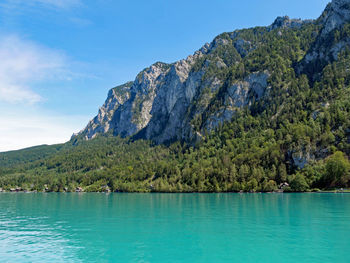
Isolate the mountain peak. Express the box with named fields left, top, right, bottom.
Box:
left=75, top=0, right=350, bottom=145
left=269, top=16, right=312, bottom=31
left=320, top=0, right=350, bottom=35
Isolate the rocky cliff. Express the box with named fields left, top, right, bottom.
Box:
left=297, top=0, right=350, bottom=79
left=76, top=0, right=350, bottom=145
left=80, top=81, right=133, bottom=140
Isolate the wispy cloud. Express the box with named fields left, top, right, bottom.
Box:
left=0, top=0, right=82, bottom=10
left=0, top=34, right=97, bottom=151
left=0, top=0, right=92, bottom=29
left=0, top=35, right=68, bottom=104
left=33, top=0, right=82, bottom=9
left=0, top=108, right=89, bottom=152
left=69, top=17, right=92, bottom=27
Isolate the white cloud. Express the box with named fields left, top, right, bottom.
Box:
left=0, top=35, right=67, bottom=104
left=69, top=17, right=92, bottom=27
left=0, top=108, right=89, bottom=152
left=0, top=0, right=91, bottom=29
left=0, top=35, right=95, bottom=151
left=0, top=0, right=82, bottom=10
left=33, top=0, right=82, bottom=9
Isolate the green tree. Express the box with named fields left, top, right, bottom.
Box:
left=290, top=173, right=309, bottom=192
left=324, top=151, right=350, bottom=187
left=262, top=180, right=277, bottom=192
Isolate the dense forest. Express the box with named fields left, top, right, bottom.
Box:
left=1, top=13, right=350, bottom=193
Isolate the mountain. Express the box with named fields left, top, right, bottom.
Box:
left=1, top=0, right=350, bottom=193
left=75, top=18, right=312, bottom=144
left=298, top=0, right=350, bottom=79
left=76, top=0, right=350, bottom=146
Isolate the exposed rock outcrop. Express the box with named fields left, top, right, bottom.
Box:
left=290, top=148, right=315, bottom=169
left=226, top=72, right=269, bottom=108
left=112, top=62, right=170, bottom=138
left=320, top=0, right=350, bottom=36
left=79, top=82, right=133, bottom=140
left=76, top=0, right=349, bottom=146
left=268, top=16, right=312, bottom=31
left=203, top=72, right=269, bottom=131
left=297, top=0, right=350, bottom=79
left=233, top=39, right=254, bottom=58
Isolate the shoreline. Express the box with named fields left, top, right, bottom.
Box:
left=0, top=190, right=349, bottom=194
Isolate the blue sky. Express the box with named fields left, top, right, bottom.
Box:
left=0, top=0, right=330, bottom=151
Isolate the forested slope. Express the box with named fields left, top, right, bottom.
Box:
left=1, top=0, right=350, bottom=192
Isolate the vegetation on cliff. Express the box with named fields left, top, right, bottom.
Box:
left=1, top=3, right=350, bottom=192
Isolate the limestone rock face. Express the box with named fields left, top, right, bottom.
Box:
left=203, top=72, right=269, bottom=131
left=76, top=0, right=350, bottom=145
left=226, top=72, right=269, bottom=108
left=288, top=147, right=316, bottom=169
left=268, top=16, right=312, bottom=31
left=141, top=60, right=204, bottom=143
left=111, top=62, right=170, bottom=138
left=78, top=82, right=133, bottom=140
left=320, top=0, right=350, bottom=36
left=77, top=51, right=210, bottom=143
left=233, top=39, right=253, bottom=58
left=297, top=0, right=350, bottom=78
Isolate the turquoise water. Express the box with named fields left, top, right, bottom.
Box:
left=0, top=193, right=349, bottom=263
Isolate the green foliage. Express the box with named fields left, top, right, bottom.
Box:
left=324, top=151, right=350, bottom=188
left=289, top=173, right=309, bottom=192
left=1, top=22, right=350, bottom=192
left=0, top=144, right=63, bottom=168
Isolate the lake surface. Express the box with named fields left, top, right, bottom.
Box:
left=0, top=193, right=349, bottom=263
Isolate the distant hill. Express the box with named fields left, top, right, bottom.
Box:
left=1, top=0, right=350, bottom=192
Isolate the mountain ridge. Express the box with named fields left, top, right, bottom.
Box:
left=2, top=0, right=350, bottom=193
left=75, top=9, right=326, bottom=144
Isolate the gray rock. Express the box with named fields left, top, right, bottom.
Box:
left=203, top=72, right=269, bottom=131
left=290, top=146, right=316, bottom=169
left=226, top=72, right=269, bottom=108
left=268, top=16, right=312, bottom=31
left=234, top=39, right=253, bottom=57
left=77, top=82, right=133, bottom=140
left=75, top=0, right=348, bottom=145
left=297, top=0, right=350, bottom=77
left=320, top=0, right=350, bottom=36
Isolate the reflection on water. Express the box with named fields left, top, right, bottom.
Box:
left=0, top=193, right=349, bottom=262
